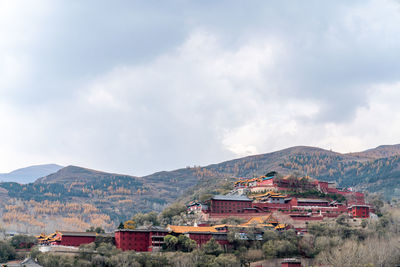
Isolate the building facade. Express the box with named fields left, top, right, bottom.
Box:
left=208, top=195, right=252, bottom=214
left=349, top=205, right=370, bottom=218
left=115, top=229, right=168, bottom=252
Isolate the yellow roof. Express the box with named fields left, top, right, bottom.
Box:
left=168, top=225, right=218, bottom=233
left=241, top=215, right=278, bottom=226
left=275, top=224, right=286, bottom=230
left=212, top=224, right=229, bottom=228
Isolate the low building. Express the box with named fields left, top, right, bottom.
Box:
left=39, top=231, right=99, bottom=247
left=281, top=258, right=301, bottom=267
left=348, top=205, right=370, bottom=218
left=208, top=195, right=252, bottom=214
left=115, top=228, right=168, bottom=252
left=167, top=225, right=229, bottom=248
left=296, top=198, right=329, bottom=207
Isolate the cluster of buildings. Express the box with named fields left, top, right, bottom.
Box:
left=189, top=173, right=371, bottom=232
left=37, top=222, right=249, bottom=252
left=36, top=173, right=372, bottom=253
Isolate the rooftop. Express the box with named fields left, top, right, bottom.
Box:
left=212, top=195, right=252, bottom=201
left=348, top=205, right=370, bottom=208
left=115, top=227, right=168, bottom=233
left=297, top=198, right=329, bottom=203
left=168, top=225, right=218, bottom=233
left=59, top=231, right=98, bottom=237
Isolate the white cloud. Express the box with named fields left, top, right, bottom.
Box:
left=1, top=0, right=400, bottom=175
left=0, top=0, right=52, bottom=94
left=317, top=82, right=400, bottom=153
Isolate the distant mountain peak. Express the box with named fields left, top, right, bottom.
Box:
left=0, top=164, right=63, bottom=184
left=36, top=165, right=138, bottom=184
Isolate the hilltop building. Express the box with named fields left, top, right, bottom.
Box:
left=198, top=173, right=370, bottom=224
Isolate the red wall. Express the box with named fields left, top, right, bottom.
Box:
left=188, top=233, right=212, bottom=246
left=115, top=231, right=150, bottom=251
left=210, top=199, right=252, bottom=214
left=188, top=233, right=229, bottom=248
left=258, top=179, right=274, bottom=186
left=282, top=262, right=301, bottom=267
left=350, top=206, right=369, bottom=218
left=115, top=230, right=168, bottom=251
left=297, top=201, right=328, bottom=207
left=252, top=202, right=291, bottom=211
left=60, top=235, right=96, bottom=246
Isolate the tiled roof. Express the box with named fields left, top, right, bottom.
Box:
left=348, top=205, right=370, bottom=208
left=241, top=215, right=277, bottom=226
left=115, top=227, right=168, bottom=233
left=212, top=195, right=252, bottom=201
left=168, top=225, right=218, bottom=233
left=297, top=198, right=329, bottom=203
left=60, top=231, right=98, bottom=237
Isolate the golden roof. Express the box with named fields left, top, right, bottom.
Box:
left=241, top=215, right=278, bottom=226
left=168, top=225, right=218, bottom=233
left=275, top=224, right=287, bottom=230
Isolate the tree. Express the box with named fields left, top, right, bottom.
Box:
left=109, top=251, right=141, bottom=267
left=203, top=238, right=223, bottom=256
left=96, top=243, right=119, bottom=257
left=86, top=226, right=105, bottom=233
left=164, top=235, right=178, bottom=251
left=275, top=240, right=298, bottom=257
left=221, top=217, right=244, bottom=225
left=262, top=240, right=277, bottom=258
left=10, top=234, right=37, bottom=249
left=123, top=220, right=135, bottom=230
left=161, top=203, right=187, bottom=225
left=199, top=194, right=213, bottom=202
left=118, top=222, right=124, bottom=229
left=0, top=241, right=16, bottom=263
left=336, top=214, right=348, bottom=226
left=214, top=253, right=240, bottom=267
left=177, top=234, right=197, bottom=252
left=262, top=230, right=278, bottom=242
left=132, top=212, right=160, bottom=227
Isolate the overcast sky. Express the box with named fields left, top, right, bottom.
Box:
left=1, top=0, right=400, bottom=175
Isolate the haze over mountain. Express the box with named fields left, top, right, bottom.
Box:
left=0, top=164, right=63, bottom=184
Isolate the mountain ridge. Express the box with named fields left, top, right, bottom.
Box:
left=1, top=144, right=399, bottom=233
left=0, top=164, right=63, bottom=184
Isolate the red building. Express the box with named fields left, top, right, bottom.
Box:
left=348, top=205, right=370, bottom=218
left=296, top=198, right=329, bottom=207
left=281, top=258, right=301, bottom=267
left=115, top=228, right=168, bottom=252
left=187, top=232, right=229, bottom=248
left=168, top=225, right=229, bottom=248
left=55, top=232, right=97, bottom=246
left=208, top=195, right=252, bottom=214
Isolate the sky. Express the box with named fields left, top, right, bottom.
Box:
left=1, top=0, right=400, bottom=176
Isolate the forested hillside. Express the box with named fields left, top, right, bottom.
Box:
left=0, top=144, right=399, bottom=233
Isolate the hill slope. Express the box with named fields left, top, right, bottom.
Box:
left=0, top=164, right=63, bottom=184
left=0, top=144, right=399, bottom=233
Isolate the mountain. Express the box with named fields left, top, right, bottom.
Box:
left=1, top=144, right=400, bottom=233
left=35, top=165, right=137, bottom=184
left=348, top=144, right=400, bottom=159
left=0, top=164, right=63, bottom=184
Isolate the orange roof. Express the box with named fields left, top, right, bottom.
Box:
left=168, top=225, right=218, bottom=233
left=241, top=215, right=278, bottom=226
left=212, top=224, right=229, bottom=228
left=275, top=224, right=287, bottom=230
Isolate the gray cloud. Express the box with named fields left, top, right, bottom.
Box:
left=1, top=0, right=400, bottom=175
